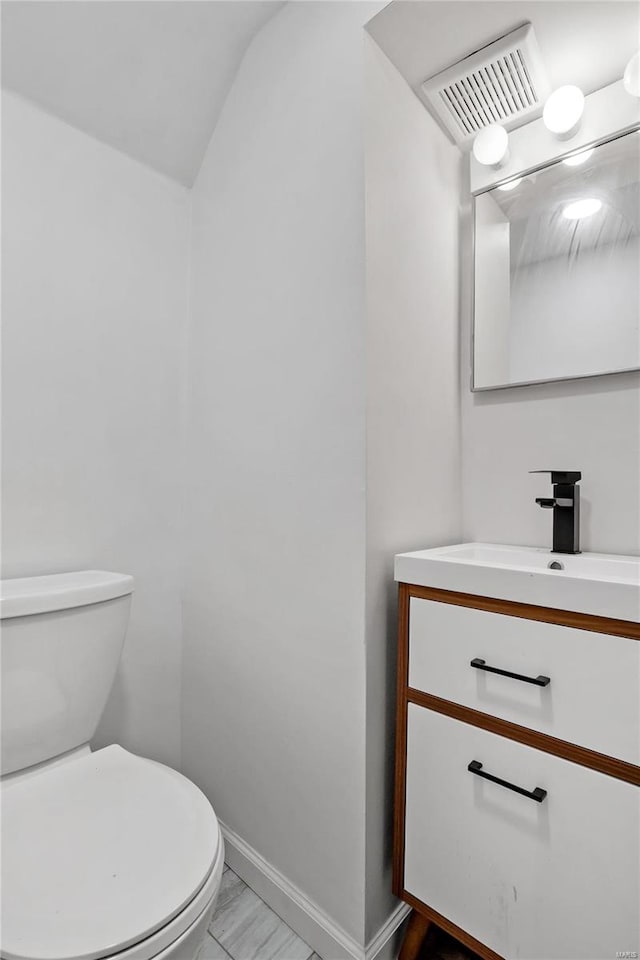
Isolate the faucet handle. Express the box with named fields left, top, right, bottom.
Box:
left=530, top=470, right=581, bottom=484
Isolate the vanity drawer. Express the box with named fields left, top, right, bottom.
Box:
left=404, top=704, right=640, bottom=960
left=408, top=598, right=640, bottom=764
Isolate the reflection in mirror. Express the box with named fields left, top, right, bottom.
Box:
left=473, top=130, right=640, bottom=390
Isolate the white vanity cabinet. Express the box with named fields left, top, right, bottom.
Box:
left=393, top=582, right=640, bottom=960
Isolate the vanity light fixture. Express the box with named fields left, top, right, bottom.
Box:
left=472, top=124, right=509, bottom=168
left=543, top=85, right=585, bottom=139
left=497, top=177, right=523, bottom=191
left=623, top=51, right=640, bottom=97
left=562, top=198, right=602, bottom=220
left=563, top=148, right=594, bottom=167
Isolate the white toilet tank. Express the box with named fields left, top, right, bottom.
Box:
left=0, top=571, right=134, bottom=775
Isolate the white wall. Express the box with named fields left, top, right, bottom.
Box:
left=364, top=37, right=462, bottom=940
left=182, top=3, right=382, bottom=946
left=1, top=91, right=190, bottom=768
left=461, top=206, right=640, bottom=555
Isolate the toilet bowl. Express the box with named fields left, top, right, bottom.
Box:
left=0, top=571, right=224, bottom=960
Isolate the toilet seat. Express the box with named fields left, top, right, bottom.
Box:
left=1, top=745, right=222, bottom=960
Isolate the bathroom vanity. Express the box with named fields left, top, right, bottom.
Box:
left=393, top=544, right=640, bottom=960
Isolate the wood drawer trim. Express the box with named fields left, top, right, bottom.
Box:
left=408, top=689, right=640, bottom=786
left=402, top=891, right=504, bottom=960
left=402, top=583, right=640, bottom=640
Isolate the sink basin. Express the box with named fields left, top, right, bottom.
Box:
left=394, top=543, right=640, bottom=621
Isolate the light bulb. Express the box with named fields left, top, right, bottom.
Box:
left=623, top=51, right=640, bottom=97
left=563, top=149, right=594, bottom=167
left=543, top=86, right=585, bottom=139
left=472, top=124, right=509, bottom=168
left=562, top=198, right=602, bottom=220
left=497, top=178, right=523, bottom=192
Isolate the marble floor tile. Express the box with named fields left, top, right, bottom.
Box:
left=198, top=932, right=234, bottom=960
left=210, top=869, right=263, bottom=936
left=210, top=866, right=314, bottom=960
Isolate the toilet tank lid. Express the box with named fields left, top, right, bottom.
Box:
left=0, top=571, right=134, bottom=619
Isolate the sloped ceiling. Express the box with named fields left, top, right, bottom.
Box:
left=1, top=1, right=284, bottom=186
left=367, top=1, right=640, bottom=145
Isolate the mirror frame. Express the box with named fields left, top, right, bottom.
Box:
left=470, top=126, right=640, bottom=392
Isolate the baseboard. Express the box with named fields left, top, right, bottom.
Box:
left=219, top=820, right=411, bottom=960
left=365, top=904, right=411, bottom=960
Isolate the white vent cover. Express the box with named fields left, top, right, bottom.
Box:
left=421, top=23, right=550, bottom=147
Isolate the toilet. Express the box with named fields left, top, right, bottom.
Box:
left=0, top=571, right=224, bottom=960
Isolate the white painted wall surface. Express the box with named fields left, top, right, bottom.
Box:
left=364, top=37, right=462, bottom=940
left=461, top=199, right=640, bottom=555
left=182, top=4, right=382, bottom=945
left=2, top=1, right=283, bottom=186
left=1, top=91, right=190, bottom=768
left=462, top=372, right=640, bottom=555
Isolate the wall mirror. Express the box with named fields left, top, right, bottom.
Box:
left=472, top=128, right=640, bottom=390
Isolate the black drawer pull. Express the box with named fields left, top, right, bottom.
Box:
left=468, top=760, right=547, bottom=802
left=470, top=657, right=550, bottom=687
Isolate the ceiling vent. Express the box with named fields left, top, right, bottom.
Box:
left=421, top=23, right=550, bottom=148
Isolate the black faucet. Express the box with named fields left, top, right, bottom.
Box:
left=531, top=470, right=582, bottom=554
